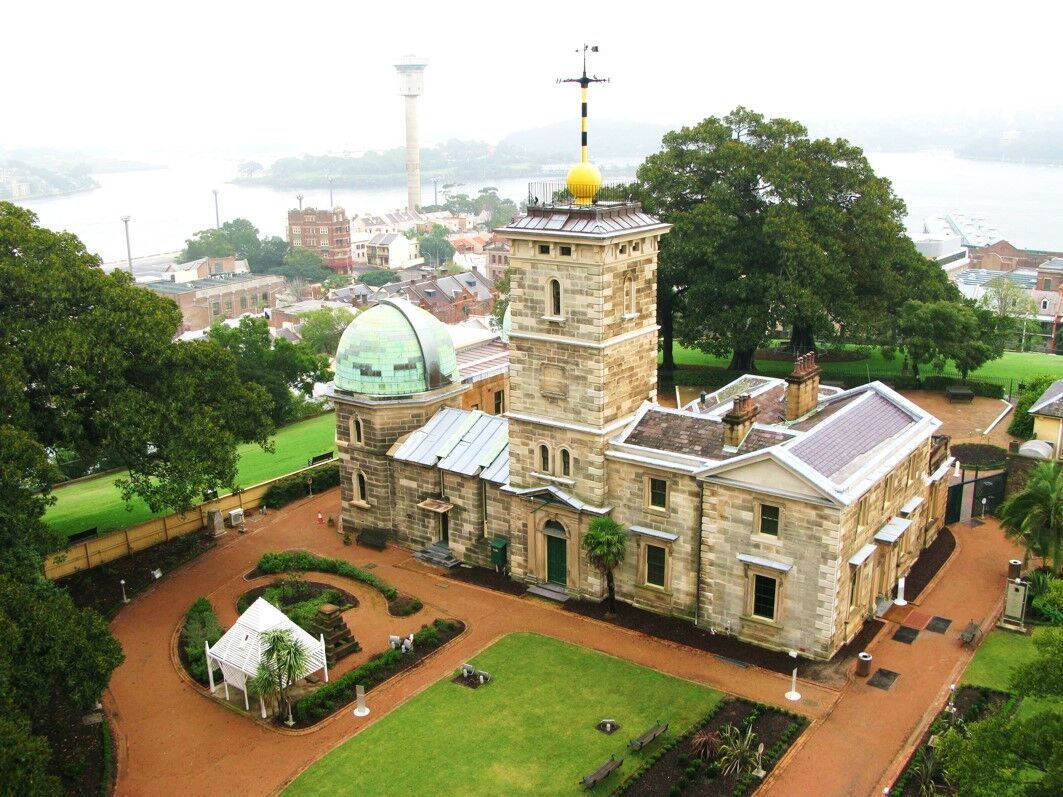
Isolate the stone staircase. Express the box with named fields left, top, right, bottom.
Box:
left=414, top=542, right=461, bottom=569
left=527, top=583, right=569, bottom=603
left=310, top=603, right=360, bottom=666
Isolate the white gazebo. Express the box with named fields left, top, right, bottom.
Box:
left=205, top=597, right=328, bottom=718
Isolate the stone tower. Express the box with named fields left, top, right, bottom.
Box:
left=497, top=195, right=670, bottom=593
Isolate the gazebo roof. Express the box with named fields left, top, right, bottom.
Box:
left=207, top=597, right=326, bottom=682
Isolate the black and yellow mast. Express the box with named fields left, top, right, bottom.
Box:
left=559, top=44, right=607, bottom=204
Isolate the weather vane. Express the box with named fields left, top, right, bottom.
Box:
left=558, top=45, right=609, bottom=165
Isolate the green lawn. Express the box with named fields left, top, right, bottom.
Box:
left=285, top=633, right=723, bottom=797
left=665, top=345, right=1063, bottom=384
left=962, top=627, right=1062, bottom=719
left=45, top=413, right=337, bottom=538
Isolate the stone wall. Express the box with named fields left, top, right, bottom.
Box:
left=606, top=459, right=702, bottom=618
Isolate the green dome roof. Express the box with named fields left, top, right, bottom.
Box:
left=334, top=298, right=459, bottom=396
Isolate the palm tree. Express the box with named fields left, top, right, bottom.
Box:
left=259, top=628, right=311, bottom=726
left=246, top=663, right=279, bottom=719
left=582, top=517, right=627, bottom=614
left=999, top=461, right=1063, bottom=571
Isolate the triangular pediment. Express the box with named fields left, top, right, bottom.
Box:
left=697, top=451, right=843, bottom=505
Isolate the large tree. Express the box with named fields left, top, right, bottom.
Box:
left=298, top=307, right=356, bottom=355
left=582, top=517, right=627, bottom=614
left=636, top=108, right=956, bottom=372
left=0, top=202, right=275, bottom=788
left=417, top=223, right=456, bottom=267
left=999, top=461, right=1063, bottom=570
left=896, top=299, right=1007, bottom=379
left=208, top=316, right=331, bottom=426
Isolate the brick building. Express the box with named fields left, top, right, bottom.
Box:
left=288, top=207, right=353, bottom=272
left=144, top=273, right=285, bottom=333
left=483, top=239, right=510, bottom=284
left=377, top=270, right=496, bottom=323
left=329, top=186, right=952, bottom=661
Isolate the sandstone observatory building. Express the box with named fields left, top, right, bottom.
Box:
left=328, top=179, right=953, bottom=661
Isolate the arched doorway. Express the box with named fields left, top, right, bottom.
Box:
left=543, top=519, right=567, bottom=587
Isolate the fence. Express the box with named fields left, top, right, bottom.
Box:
left=43, top=462, right=328, bottom=580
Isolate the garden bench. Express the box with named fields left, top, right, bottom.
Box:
left=960, top=620, right=980, bottom=646
left=356, top=528, right=388, bottom=550
left=945, top=385, right=974, bottom=404
left=628, top=721, right=668, bottom=751
left=580, top=755, right=622, bottom=789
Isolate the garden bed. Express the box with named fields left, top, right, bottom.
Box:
left=59, top=530, right=216, bottom=618
left=615, top=698, right=807, bottom=796
left=237, top=578, right=358, bottom=631
left=564, top=599, right=824, bottom=681
left=889, top=686, right=1014, bottom=796
left=903, top=528, right=956, bottom=602
left=291, top=618, right=464, bottom=727
left=444, top=563, right=528, bottom=596
left=44, top=702, right=114, bottom=797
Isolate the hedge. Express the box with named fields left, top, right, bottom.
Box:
left=294, top=619, right=461, bottom=725
left=260, top=462, right=340, bottom=509
left=257, top=550, right=398, bottom=600
left=181, top=597, right=223, bottom=685
left=99, top=716, right=113, bottom=797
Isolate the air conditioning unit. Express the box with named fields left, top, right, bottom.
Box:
left=228, top=508, right=245, bottom=526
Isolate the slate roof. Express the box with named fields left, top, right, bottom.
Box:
left=624, top=408, right=792, bottom=459
left=455, top=338, right=508, bottom=381
left=789, top=392, right=917, bottom=479
left=1029, top=378, right=1063, bottom=419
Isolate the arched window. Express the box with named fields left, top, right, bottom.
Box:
left=544, top=519, right=567, bottom=537
left=356, top=472, right=367, bottom=502
left=539, top=444, right=551, bottom=473
left=624, top=274, right=635, bottom=315
left=548, top=278, right=562, bottom=317
left=560, top=448, right=571, bottom=477
left=353, top=418, right=363, bottom=443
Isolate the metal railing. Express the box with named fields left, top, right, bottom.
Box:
left=526, top=180, right=637, bottom=207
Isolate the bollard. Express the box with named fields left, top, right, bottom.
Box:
left=856, top=651, right=873, bottom=678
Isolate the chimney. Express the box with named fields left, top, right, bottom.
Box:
left=785, top=352, right=822, bottom=421
left=723, top=394, right=759, bottom=450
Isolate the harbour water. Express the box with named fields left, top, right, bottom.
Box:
left=14, top=151, right=1063, bottom=262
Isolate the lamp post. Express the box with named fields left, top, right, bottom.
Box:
left=120, top=579, right=129, bottom=604
left=212, top=189, right=220, bottom=229
left=981, top=497, right=987, bottom=518
left=785, top=650, right=801, bottom=702
left=121, top=216, right=133, bottom=274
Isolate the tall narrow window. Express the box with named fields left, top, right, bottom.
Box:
left=849, top=566, right=860, bottom=608
left=548, top=279, right=562, bottom=317
left=494, top=390, right=505, bottom=414
left=539, top=444, right=551, bottom=473
left=752, top=574, right=778, bottom=620
left=758, top=504, right=780, bottom=536
left=625, top=274, right=636, bottom=315
left=649, top=478, right=668, bottom=509
left=560, top=448, right=571, bottom=477
left=353, top=418, right=363, bottom=443
left=646, top=544, right=666, bottom=588
left=356, top=473, right=367, bottom=503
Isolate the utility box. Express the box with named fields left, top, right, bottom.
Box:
left=489, top=538, right=507, bottom=571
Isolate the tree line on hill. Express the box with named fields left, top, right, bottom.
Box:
left=638, top=107, right=1010, bottom=377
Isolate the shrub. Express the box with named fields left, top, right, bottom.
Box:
left=260, top=462, right=340, bottom=509
left=689, top=728, right=721, bottom=761
left=1032, top=578, right=1063, bottom=625
left=676, top=752, right=689, bottom=768
left=1009, top=374, right=1058, bottom=439
left=389, top=594, right=423, bottom=616
left=257, top=550, right=398, bottom=600
left=718, top=723, right=759, bottom=778
left=181, top=598, right=223, bottom=684
left=293, top=619, right=460, bottom=724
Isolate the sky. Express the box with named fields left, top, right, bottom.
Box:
left=5, top=0, right=1063, bottom=160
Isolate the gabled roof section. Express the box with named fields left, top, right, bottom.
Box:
left=621, top=405, right=792, bottom=460
left=207, top=598, right=326, bottom=682
left=1029, top=378, right=1063, bottom=419
left=390, top=407, right=509, bottom=482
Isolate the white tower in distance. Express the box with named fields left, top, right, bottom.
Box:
left=395, top=55, right=427, bottom=211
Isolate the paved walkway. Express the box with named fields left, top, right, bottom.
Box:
left=760, top=517, right=1022, bottom=797
left=105, top=491, right=836, bottom=797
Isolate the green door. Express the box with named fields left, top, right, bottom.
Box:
left=546, top=535, right=567, bottom=586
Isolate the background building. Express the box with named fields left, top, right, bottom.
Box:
left=144, top=273, right=284, bottom=333
left=366, top=233, right=423, bottom=269
left=288, top=207, right=353, bottom=272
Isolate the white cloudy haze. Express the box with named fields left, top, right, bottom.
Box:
left=5, top=0, right=1062, bottom=159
